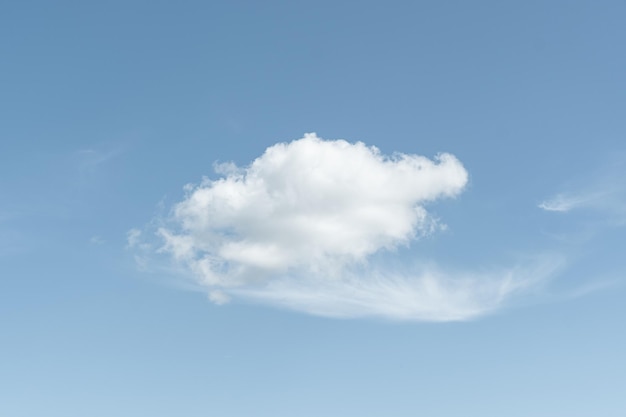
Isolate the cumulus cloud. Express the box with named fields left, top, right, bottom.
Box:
left=132, top=133, right=556, bottom=321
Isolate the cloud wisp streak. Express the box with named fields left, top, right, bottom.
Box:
left=539, top=157, right=626, bottom=223
left=233, top=258, right=564, bottom=321
left=131, top=134, right=561, bottom=321
left=538, top=189, right=624, bottom=214
left=538, top=192, right=601, bottom=212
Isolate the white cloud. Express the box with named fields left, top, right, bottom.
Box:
left=538, top=160, right=626, bottom=223
left=538, top=194, right=577, bottom=212
left=89, top=235, right=105, bottom=245
left=126, top=228, right=143, bottom=248
left=538, top=190, right=614, bottom=213
left=132, top=134, right=559, bottom=321
left=233, top=258, right=564, bottom=321
left=76, top=147, right=122, bottom=171
left=208, top=290, right=231, bottom=305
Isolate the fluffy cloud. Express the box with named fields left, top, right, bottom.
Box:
left=133, top=134, right=554, bottom=321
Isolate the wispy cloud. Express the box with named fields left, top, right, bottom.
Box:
left=89, top=235, right=105, bottom=245
left=538, top=158, right=626, bottom=224
left=126, top=228, right=143, bottom=249
left=130, top=134, right=562, bottom=321
left=75, top=146, right=123, bottom=174
left=538, top=190, right=609, bottom=212
left=234, top=257, right=564, bottom=321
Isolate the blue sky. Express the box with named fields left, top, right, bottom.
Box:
left=1, top=1, right=625, bottom=415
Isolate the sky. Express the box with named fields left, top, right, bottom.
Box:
left=1, top=1, right=625, bottom=416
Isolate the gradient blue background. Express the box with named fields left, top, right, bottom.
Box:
left=1, top=1, right=625, bottom=416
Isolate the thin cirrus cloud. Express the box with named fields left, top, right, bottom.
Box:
left=538, top=193, right=594, bottom=212
left=538, top=189, right=621, bottom=213
left=130, top=133, right=560, bottom=321
left=538, top=159, right=626, bottom=224
left=232, top=259, right=563, bottom=321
